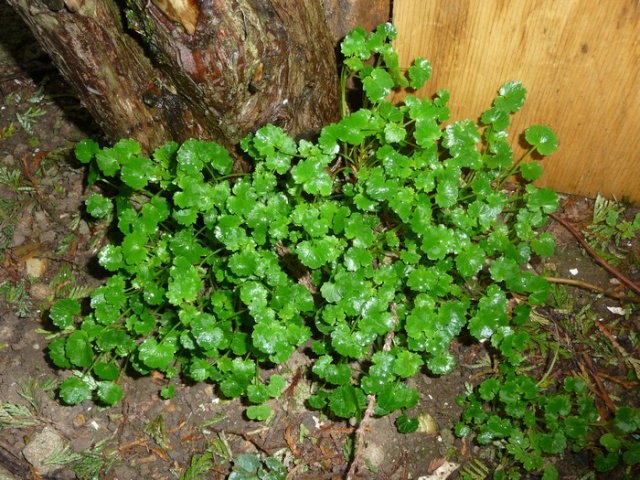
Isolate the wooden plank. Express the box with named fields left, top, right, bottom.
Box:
left=391, top=0, right=640, bottom=203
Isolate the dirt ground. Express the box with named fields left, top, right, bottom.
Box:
left=0, top=3, right=638, bottom=479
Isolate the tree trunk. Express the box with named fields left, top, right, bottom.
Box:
left=6, top=0, right=341, bottom=155
left=323, top=0, right=391, bottom=43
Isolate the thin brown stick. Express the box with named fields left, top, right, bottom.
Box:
left=596, top=371, right=638, bottom=389
left=580, top=352, right=617, bottom=415
left=287, top=461, right=310, bottom=480
left=545, top=277, right=640, bottom=303
left=549, top=213, right=640, bottom=297
left=346, top=394, right=376, bottom=480
left=346, top=307, right=399, bottom=479
left=213, top=428, right=274, bottom=457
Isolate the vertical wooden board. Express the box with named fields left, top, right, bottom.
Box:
left=391, top=0, right=640, bottom=203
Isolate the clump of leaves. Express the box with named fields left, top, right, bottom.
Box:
left=47, top=24, right=559, bottom=429
left=228, top=454, right=287, bottom=480
left=594, top=406, right=640, bottom=473
left=457, top=369, right=640, bottom=478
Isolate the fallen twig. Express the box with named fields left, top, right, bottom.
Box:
left=212, top=428, right=274, bottom=457
left=544, top=277, right=640, bottom=303
left=346, top=305, right=400, bottom=479
left=594, top=321, right=640, bottom=378
left=580, top=352, right=617, bottom=415
left=346, top=394, right=376, bottom=480
left=550, top=213, right=640, bottom=297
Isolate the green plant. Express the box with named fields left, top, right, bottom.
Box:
left=457, top=369, right=640, bottom=478
left=228, top=454, right=287, bottom=480
left=583, top=194, right=640, bottom=266
left=18, top=376, right=57, bottom=414
left=46, top=24, right=559, bottom=430
left=459, top=458, right=491, bottom=480
left=0, top=402, right=43, bottom=429
left=16, top=105, right=47, bottom=135
left=180, top=452, right=214, bottom=480
left=44, top=436, right=117, bottom=480
left=457, top=367, right=590, bottom=479
left=0, top=164, right=22, bottom=189
left=0, top=280, right=34, bottom=318
left=593, top=406, right=640, bottom=473
left=0, top=377, right=56, bottom=428
left=0, top=121, right=17, bottom=140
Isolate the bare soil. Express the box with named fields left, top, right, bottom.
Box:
left=0, top=3, right=638, bottom=479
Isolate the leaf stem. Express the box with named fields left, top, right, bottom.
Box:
left=497, top=146, right=536, bottom=188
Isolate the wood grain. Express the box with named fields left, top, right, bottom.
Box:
left=391, top=0, right=640, bottom=203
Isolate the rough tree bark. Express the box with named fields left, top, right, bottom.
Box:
left=6, top=0, right=353, bottom=155
left=323, top=0, right=391, bottom=43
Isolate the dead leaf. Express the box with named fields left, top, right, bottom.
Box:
left=419, top=460, right=460, bottom=480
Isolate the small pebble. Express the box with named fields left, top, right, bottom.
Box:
left=25, top=257, right=48, bottom=278
left=29, top=283, right=53, bottom=300
left=73, top=414, right=86, bottom=427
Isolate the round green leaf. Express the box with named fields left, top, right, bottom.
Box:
left=408, top=57, right=432, bottom=89
left=66, top=330, right=93, bottom=368
left=328, top=385, right=367, bottom=419
left=98, top=244, right=124, bottom=271
left=623, top=442, right=640, bottom=466
left=396, top=414, right=419, bottom=433
left=59, top=377, right=92, bottom=405
left=96, top=381, right=124, bottom=405
left=427, top=351, right=456, bottom=375
left=455, top=243, right=486, bottom=278
left=93, top=362, right=119, bottom=381
left=75, top=139, right=99, bottom=163
left=48, top=337, right=71, bottom=369
left=531, top=232, right=556, bottom=257
left=363, top=68, right=395, bottom=103
left=341, top=27, right=369, bottom=59
left=95, top=148, right=120, bottom=177
left=594, top=453, right=620, bottom=472
left=494, top=81, right=526, bottom=113
left=50, top=298, right=81, bottom=329
left=541, top=466, right=559, bottom=480
left=539, top=431, right=567, bottom=454
left=525, top=125, right=559, bottom=155
left=246, top=405, right=272, bottom=421
left=85, top=193, right=113, bottom=218
left=167, top=256, right=203, bottom=305
left=160, top=384, right=176, bottom=399
left=520, top=161, right=543, bottom=182
left=600, top=432, right=622, bottom=453
left=375, top=382, right=419, bottom=415
left=138, top=338, right=176, bottom=370
left=392, top=350, right=424, bottom=378
left=614, top=406, right=639, bottom=433
left=191, top=313, right=223, bottom=350
left=120, top=155, right=152, bottom=190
